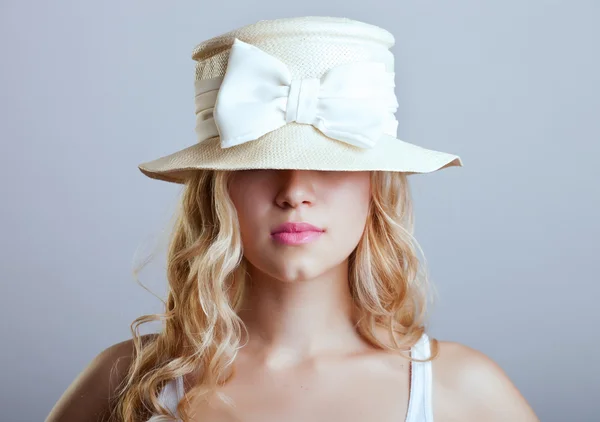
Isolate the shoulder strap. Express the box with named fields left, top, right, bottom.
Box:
left=176, top=375, right=185, bottom=400
left=154, top=377, right=184, bottom=422
left=404, top=333, right=434, bottom=422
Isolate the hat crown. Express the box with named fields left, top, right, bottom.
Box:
left=191, top=16, right=396, bottom=81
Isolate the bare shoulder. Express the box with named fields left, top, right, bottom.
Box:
left=431, top=340, right=539, bottom=422
left=46, top=333, right=158, bottom=422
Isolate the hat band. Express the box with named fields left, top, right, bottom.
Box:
left=193, top=38, right=399, bottom=150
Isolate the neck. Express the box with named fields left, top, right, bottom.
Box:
left=237, top=259, right=368, bottom=368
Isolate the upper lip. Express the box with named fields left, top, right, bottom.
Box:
left=271, top=222, right=325, bottom=234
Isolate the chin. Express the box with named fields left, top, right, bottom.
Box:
left=260, top=258, right=326, bottom=283
left=245, top=249, right=339, bottom=284
left=274, top=264, right=322, bottom=283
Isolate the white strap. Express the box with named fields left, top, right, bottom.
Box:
left=405, top=333, right=434, bottom=422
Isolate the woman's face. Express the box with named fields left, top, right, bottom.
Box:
left=228, top=170, right=371, bottom=283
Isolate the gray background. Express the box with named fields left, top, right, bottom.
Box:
left=1, top=1, right=598, bottom=421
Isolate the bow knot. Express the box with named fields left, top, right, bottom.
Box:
left=286, top=78, right=320, bottom=124
left=194, top=38, right=399, bottom=149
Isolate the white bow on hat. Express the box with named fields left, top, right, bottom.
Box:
left=193, top=38, right=400, bottom=149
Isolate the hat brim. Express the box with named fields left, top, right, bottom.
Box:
left=138, top=123, right=463, bottom=184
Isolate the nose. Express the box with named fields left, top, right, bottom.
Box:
left=274, top=170, right=317, bottom=209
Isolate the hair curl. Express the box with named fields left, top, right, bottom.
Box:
left=108, top=169, right=439, bottom=422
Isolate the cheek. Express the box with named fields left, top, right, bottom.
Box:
left=316, top=174, right=370, bottom=266
left=229, top=192, right=279, bottom=268
left=329, top=188, right=371, bottom=251
left=230, top=190, right=266, bottom=239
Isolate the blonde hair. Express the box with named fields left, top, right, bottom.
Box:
left=109, top=169, right=439, bottom=422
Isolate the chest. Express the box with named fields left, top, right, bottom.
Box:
left=182, top=358, right=412, bottom=422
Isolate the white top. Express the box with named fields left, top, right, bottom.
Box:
left=147, top=333, right=433, bottom=422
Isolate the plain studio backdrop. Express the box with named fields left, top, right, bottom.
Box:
left=1, top=1, right=598, bottom=421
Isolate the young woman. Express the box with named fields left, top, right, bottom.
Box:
left=47, top=16, right=539, bottom=422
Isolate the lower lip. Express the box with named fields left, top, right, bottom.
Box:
left=271, top=231, right=324, bottom=245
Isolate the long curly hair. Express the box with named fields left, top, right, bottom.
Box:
left=109, top=169, right=440, bottom=422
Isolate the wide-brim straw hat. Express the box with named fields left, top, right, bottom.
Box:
left=138, top=16, right=463, bottom=184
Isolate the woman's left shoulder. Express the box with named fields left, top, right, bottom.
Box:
left=431, top=340, right=540, bottom=422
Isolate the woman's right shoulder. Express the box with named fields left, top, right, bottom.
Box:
left=45, top=334, right=158, bottom=422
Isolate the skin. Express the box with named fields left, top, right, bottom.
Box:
left=46, top=169, right=539, bottom=422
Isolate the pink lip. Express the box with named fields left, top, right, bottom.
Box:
left=271, top=222, right=325, bottom=245
left=271, top=231, right=324, bottom=245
